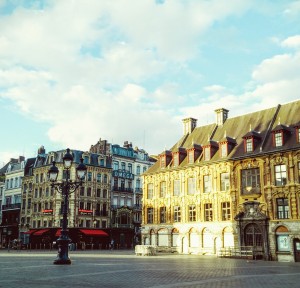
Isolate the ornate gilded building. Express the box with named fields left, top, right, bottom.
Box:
left=142, top=100, right=300, bottom=262
left=20, top=147, right=111, bottom=248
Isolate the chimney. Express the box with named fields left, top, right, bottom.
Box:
left=18, top=156, right=25, bottom=163
left=215, top=108, right=229, bottom=125
left=182, top=118, right=197, bottom=135
left=37, top=145, right=46, bottom=155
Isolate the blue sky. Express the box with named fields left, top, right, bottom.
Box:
left=0, top=0, right=300, bottom=167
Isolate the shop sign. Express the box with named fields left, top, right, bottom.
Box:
left=78, top=209, right=93, bottom=215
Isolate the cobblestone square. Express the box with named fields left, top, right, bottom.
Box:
left=0, top=250, right=300, bottom=288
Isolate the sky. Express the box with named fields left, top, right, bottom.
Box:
left=0, top=0, right=300, bottom=167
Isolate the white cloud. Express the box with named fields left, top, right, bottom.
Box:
left=4, top=0, right=296, bottom=160
left=281, top=35, right=300, bottom=49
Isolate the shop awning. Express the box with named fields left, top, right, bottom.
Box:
left=23, top=230, right=37, bottom=235
left=55, top=229, right=62, bottom=237
left=33, top=229, right=50, bottom=236
left=79, top=229, right=108, bottom=237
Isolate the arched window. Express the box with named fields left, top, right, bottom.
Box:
left=276, top=226, right=290, bottom=252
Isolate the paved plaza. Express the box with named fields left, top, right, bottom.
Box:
left=0, top=249, right=300, bottom=288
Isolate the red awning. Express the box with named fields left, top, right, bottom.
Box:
left=33, top=229, right=50, bottom=236
left=55, top=229, right=62, bottom=237
left=23, top=230, right=37, bottom=235
left=79, top=229, right=108, bottom=237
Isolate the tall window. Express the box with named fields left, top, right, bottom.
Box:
left=87, top=187, right=91, bottom=197
left=173, top=180, right=180, bottom=196
left=136, top=166, right=141, bottom=175
left=97, top=173, right=101, bottom=182
left=174, top=206, right=181, bottom=222
left=204, top=203, right=213, bottom=221
left=221, top=143, right=227, bottom=158
left=204, top=175, right=211, bottom=193
left=274, top=132, right=283, bottom=147
left=221, top=202, right=231, bottom=221
left=147, top=183, right=154, bottom=199
left=147, top=208, right=154, bottom=224
left=173, top=154, right=179, bottom=167
left=188, top=178, right=196, bottom=195
left=113, top=162, right=119, bottom=171
left=241, top=168, right=260, bottom=194
left=246, top=138, right=253, bottom=152
left=160, top=181, right=166, bottom=198
left=277, top=198, right=289, bottom=219
left=275, top=164, right=287, bottom=186
left=204, top=148, right=210, bottom=161
left=160, top=207, right=166, bottom=223
left=87, top=172, right=92, bottom=181
left=188, top=150, right=194, bottom=164
left=121, top=162, right=126, bottom=170
left=189, top=205, right=196, bottom=222
left=128, top=164, right=132, bottom=173
left=220, top=173, right=230, bottom=191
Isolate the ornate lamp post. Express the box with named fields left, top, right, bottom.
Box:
left=48, top=148, right=87, bottom=265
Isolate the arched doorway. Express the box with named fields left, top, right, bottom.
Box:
left=157, top=228, right=168, bottom=247
left=171, top=228, right=179, bottom=248
left=235, top=201, right=270, bottom=260
left=293, top=238, right=300, bottom=262
left=150, top=229, right=156, bottom=246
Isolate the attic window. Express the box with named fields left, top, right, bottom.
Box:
left=173, top=153, right=179, bottom=167
left=188, top=150, right=194, bottom=164
left=204, top=147, right=210, bottom=161
left=246, top=138, right=253, bottom=152
left=274, top=131, right=283, bottom=147
left=296, top=126, right=300, bottom=143
left=242, top=131, right=261, bottom=153
left=160, top=156, right=166, bottom=168
left=220, top=143, right=227, bottom=158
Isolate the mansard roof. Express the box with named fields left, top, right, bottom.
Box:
left=146, top=100, right=300, bottom=174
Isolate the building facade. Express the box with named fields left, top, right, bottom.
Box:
left=90, top=139, right=156, bottom=248
left=20, top=147, right=112, bottom=249
left=0, top=156, right=25, bottom=248
left=142, top=100, right=300, bottom=262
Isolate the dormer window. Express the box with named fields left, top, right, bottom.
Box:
left=271, top=124, right=290, bottom=148
left=220, top=143, right=227, bottom=158
left=295, top=125, right=300, bottom=143
left=173, top=153, right=179, bottom=167
left=246, top=138, right=253, bottom=152
left=274, top=131, right=283, bottom=147
left=83, top=155, right=89, bottom=164
left=187, top=144, right=202, bottom=164
left=188, top=150, right=194, bottom=164
left=242, top=131, right=261, bottom=153
left=204, top=147, right=210, bottom=161
left=159, top=150, right=172, bottom=168
left=160, top=157, right=166, bottom=168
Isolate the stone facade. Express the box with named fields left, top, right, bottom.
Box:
left=142, top=100, right=300, bottom=262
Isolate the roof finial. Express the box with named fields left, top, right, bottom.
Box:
left=224, top=130, right=227, bottom=138
left=208, top=134, right=210, bottom=141
left=249, top=124, right=252, bottom=132
left=192, top=138, right=194, bottom=145
left=278, top=117, right=281, bottom=125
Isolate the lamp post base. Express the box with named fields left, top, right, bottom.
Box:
left=53, top=237, right=71, bottom=265
left=53, top=258, right=71, bottom=265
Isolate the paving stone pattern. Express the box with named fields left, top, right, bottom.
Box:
left=0, top=250, right=300, bottom=288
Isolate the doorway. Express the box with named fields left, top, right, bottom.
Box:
left=293, top=238, right=300, bottom=262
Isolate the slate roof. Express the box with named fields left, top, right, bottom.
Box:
left=146, top=100, right=300, bottom=174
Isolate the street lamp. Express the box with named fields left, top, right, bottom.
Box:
left=48, top=148, right=87, bottom=265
